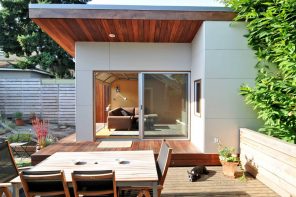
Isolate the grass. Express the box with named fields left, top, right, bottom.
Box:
left=14, top=157, right=31, bottom=167
left=7, top=133, right=32, bottom=143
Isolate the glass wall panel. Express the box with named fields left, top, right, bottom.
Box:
left=143, top=73, right=189, bottom=138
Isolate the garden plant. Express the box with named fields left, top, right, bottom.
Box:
left=224, top=0, right=296, bottom=143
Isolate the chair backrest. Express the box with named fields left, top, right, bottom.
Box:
left=157, top=140, right=172, bottom=186
left=20, top=170, right=70, bottom=197
left=71, top=170, right=117, bottom=197
left=0, top=141, right=19, bottom=183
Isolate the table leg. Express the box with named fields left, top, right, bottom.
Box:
left=152, top=182, right=158, bottom=197
left=12, top=183, right=20, bottom=197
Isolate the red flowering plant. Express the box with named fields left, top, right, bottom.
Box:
left=32, top=118, right=48, bottom=149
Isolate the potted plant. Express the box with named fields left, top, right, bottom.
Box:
left=218, top=143, right=239, bottom=178
left=15, top=112, right=24, bottom=126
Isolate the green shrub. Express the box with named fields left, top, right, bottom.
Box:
left=15, top=160, right=31, bottom=167
left=223, top=0, right=296, bottom=144
left=4, top=119, right=16, bottom=129
left=218, top=144, right=239, bottom=162
left=45, top=134, right=57, bottom=146
left=15, top=112, right=23, bottom=119
left=8, top=133, right=32, bottom=143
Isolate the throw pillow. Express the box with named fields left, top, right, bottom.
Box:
left=121, top=110, right=129, bottom=116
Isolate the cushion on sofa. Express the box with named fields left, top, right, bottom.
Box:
left=122, top=107, right=135, bottom=115
left=121, top=110, right=129, bottom=116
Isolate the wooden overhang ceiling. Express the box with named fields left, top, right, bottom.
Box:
left=29, top=5, right=235, bottom=57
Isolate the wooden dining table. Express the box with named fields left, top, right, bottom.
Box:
left=10, top=150, right=159, bottom=197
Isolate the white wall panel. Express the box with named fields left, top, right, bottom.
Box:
left=110, top=43, right=191, bottom=71
left=75, top=105, right=93, bottom=141
left=205, top=22, right=249, bottom=50
left=190, top=23, right=206, bottom=152
left=76, top=70, right=93, bottom=106
left=203, top=21, right=261, bottom=153
left=75, top=42, right=191, bottom=141
left=76, top=42, right=109, bottom=70
left=205, top=79, right=256, bottom=119
left=205, top=50, right=257, bottom=78
left=204, top=118, right=263, bottom=153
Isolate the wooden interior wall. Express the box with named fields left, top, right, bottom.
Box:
left=110, top=80, right=138, bottom=109
left=95, top=80, right=110, bottom=123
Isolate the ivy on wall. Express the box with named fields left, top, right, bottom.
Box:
left=223, top=0, right=296, bottom=143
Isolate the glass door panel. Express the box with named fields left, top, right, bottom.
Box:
left=142, top=73, right=189, bottom=138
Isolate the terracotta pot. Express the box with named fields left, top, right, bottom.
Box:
left=15, top=119, right=24, bottom=126
left=221, top=160, right=239, bottom=178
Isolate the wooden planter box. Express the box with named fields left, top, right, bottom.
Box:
left=11, top=141, right=36, bottom=156
left=240, top=128, right=296, bottom=197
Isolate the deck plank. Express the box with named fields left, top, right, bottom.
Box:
left=31, top=134, right=220, bottom=166
left=123, top=167, right=278, bottom=197
left=162, top=167, right=279, bottom=197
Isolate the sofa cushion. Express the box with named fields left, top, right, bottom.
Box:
left=109, top=108, right=122, bottom=116
left=121, top=110, right=129, bottom=116
left=123, top=107, right=135, bottom=115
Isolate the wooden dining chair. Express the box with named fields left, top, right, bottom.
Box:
left=0, top=140, right=21, bottom=197
left=71, top=170, right=117, bottom=197
left=120, top=140, right=172, bottom=197
left=19, top=170, right=70, bottom=197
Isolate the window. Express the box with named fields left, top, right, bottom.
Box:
left=194, top=79, right=201, bottom=116
left=143, top=73, right=189, bottom=138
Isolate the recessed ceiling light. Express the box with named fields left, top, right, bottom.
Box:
left=108, top=33, right=116, bottom=38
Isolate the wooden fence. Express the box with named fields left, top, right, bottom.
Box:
left=0, top=79, right=75, bottom=125
left=240, top=128, right=296, bottom=196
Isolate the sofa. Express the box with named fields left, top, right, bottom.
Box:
left=107, top=107, right=135, bottom=130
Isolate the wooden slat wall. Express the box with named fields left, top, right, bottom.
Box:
left=95, top=81, right=111, bottom=123
left=0, top=79, right=75, bottom=125
left=240, top=128, right=296, bottom=197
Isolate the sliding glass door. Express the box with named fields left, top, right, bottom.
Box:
left=140, top=73, right=189, bottom=138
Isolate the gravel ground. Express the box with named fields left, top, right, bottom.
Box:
left=0, top=122, right=75, bottom=142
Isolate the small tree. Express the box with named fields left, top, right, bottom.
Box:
left=0, top=0, right=90, bottom=78
left=223, top=0, right=296, bottom=143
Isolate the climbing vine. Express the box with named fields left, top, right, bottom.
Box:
left=223, top=0, right=296, bottom=143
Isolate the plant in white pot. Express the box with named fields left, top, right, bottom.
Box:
left=218, top=143, right=239, bottom=178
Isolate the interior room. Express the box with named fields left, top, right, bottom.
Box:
left=94, top=71, right=189, bottom=139
left=95, top=72, right=139, bottom=138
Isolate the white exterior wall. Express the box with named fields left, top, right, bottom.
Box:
left=203, top=21, right=262, bottom=153
left=75, top=42, right=191, bottom=140
left=191, top=23, right=206, bottom=152
left=75, top=21, right=262, bottom=152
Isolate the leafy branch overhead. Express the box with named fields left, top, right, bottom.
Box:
left=0, top=0, right=90, bottom=78
left=224, top=0, right=296, bottom=143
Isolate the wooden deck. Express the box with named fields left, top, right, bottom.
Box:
left=31, top=135, right=278, bottom=196
left=121, top=167, right=278, bottom=197
left=32, top=134, right=220, bottom=166
left=162, top=167, right=279, bottom=197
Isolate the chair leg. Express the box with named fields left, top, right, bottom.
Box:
left=0, top=187, right=12, bottom=197
left=157, top=189, right=161, bottom=197
left=137, top=190, right=144, bottom=197
left=137, top=190, right=151, bottom=197
left=143, top=190, right=151, bottom=197
left=0, top=188, right=3, bottom=197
